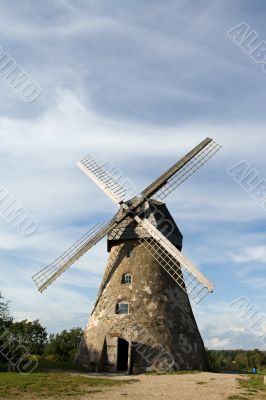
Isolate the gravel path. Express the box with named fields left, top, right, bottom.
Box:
left=85, top=372, right=245, bottom=400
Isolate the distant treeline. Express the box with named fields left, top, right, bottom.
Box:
left=1, top=293, right=266, bottom=372
left=0, top=292, right=82, bottom=371
left=207, top=349, right=266, bottom=371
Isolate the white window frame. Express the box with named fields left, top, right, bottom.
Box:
left=116, top=302, right=129, bottom=314
left=122, top=273, right=133, bottom=284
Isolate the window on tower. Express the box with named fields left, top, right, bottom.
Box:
left=122, top=273, right=132, bottom=284
left=116, top=302, right=129, bottom=314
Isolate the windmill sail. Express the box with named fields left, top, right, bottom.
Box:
left=77, top=155, right=128, bottom=204
left=141, top=138, right=221, bottom=201
left=32, top=219, right=117, bottom=292
left=138, top=218, right=214, bottom=304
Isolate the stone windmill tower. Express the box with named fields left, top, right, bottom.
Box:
left=33, top=137, right=221, bottom=373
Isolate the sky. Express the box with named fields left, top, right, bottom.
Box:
left=0, top=0, right=266, bottom=350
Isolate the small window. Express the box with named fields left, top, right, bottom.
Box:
left=122, top=273, right=132, bottom=284
left=116, top=303, right=129, bottom=314
left=127, top=249, right=134, bottom=258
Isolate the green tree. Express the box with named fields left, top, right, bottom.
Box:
left=0, top=292, right=12, bottom=326
left=0, top=292, right=13, bottom=369
left=9, top=320, right=47, bottom=355
left=233, top=351, right=248, bottom=370
left=208, top=349, right=266, bottom=372
left=44, top=328, right=82, bottom=362
left=248, top=349, right=265, bottom=369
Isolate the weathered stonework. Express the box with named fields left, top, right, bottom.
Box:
left=77, top=202, right=208, bottom=373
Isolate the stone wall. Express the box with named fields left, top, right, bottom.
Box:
left=77, top=240, right=208, bottom=372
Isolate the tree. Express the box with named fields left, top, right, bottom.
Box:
left=207, top=349, right=266, bottom=372
left=248, top=349, right=265, bottom=369
left=234, top=351, right=249, bottom=370
left=0, top=292, right=13, bottom=369
left=44, top=328, right=82, bottom=362
left=0, top=292, right=12, bottom=326
left=9, top=320, right=47, bottom=355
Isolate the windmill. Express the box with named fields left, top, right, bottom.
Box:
left=33, top=137, right=221, bottom=373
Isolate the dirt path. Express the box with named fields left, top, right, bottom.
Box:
left=83, top=372, right=245, bottom=400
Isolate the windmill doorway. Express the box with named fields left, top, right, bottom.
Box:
left=117, top=338, right=129, bottom=372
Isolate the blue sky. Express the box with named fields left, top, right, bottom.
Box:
left=0, top=0, right=266, bottom=350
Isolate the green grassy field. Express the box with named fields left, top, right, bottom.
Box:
left=0, top=372, right=137, bottom=399
left=229, top=370, right=266, bottom=400
left=35, top=359, right=88, bottom=372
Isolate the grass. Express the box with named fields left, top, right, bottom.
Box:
left=0, top=372, right=137, bottom=399
left=36, top=359, right=88, bottom=372
left=238, top=373, right=266, bottom=394
left=228, top=370, right=266, bottom=400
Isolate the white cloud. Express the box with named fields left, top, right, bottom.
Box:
left=233, top=246, right=266, bottom=263
left=229, top=327, right=246, bottom=333
left=205, top=337, right=231, bottom=349
left=194, top=302, right=266, bottom=350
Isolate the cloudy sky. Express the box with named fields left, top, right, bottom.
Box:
left=0, top=0, right=266, bottom=350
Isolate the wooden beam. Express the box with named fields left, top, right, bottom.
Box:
left=141, top=137, right=212, bottom=199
